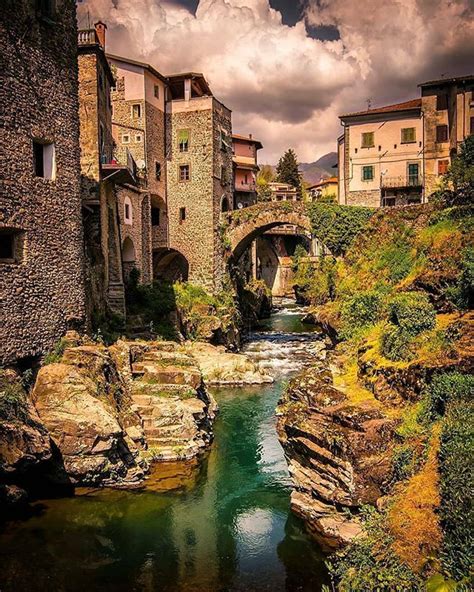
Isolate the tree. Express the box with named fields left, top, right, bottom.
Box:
left=256, top=165, right=274, bottom=202
left=258, top=164, right=275, bottom=184
left=276, top=148, right=302, bottom=197
left=440, top=135, right=474, bottom=205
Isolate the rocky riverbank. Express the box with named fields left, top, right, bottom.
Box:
left=0, top=336, right=219, bottom=513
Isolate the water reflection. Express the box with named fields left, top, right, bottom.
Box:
left=0, top=307, right=328, bottom=591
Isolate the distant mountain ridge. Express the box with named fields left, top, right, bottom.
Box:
left=299, top=152, right=338, bottom=185
left=263, top=152, right=338, bottom=186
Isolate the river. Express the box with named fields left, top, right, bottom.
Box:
left=0, top=305, right=328, bottom=591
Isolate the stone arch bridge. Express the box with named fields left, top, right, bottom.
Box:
left=223, top=201, right=315, bottom=262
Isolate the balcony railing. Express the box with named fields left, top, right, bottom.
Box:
left=381, top=175, right=423, bottom=188
left=78, top=29, right=99, bottom=46
left=235, top=182, right=256, bottom=192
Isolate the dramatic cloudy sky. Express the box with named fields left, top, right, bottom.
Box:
left=77, top=0, right=474, bottom=164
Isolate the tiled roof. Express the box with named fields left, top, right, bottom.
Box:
left=419, top=74, right=474, bottom=88
left=340, top=98, right=421, bottom=119
left=232, top=134, right=263, bottom=149
left=308, top=176, right=338, bottom=190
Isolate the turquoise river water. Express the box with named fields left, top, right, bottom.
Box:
left=0, top=307, right=328, bottom=591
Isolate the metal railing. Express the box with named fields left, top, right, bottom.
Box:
left=78, top=29, right=99, bottom=46
left=381, top=175, right=423, bottom=188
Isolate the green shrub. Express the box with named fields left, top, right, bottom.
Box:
left=388, top=292, right=436, bottom=336
left=426, top=372, right=474, bottom=419
left=340, top=290, right=384, bottom=338
left=439, top=399, right=474, bottom=582
left=446, top=247, right=474, bottom=309
left=0, top=379, right=29, bottom=422
left=43, top=337, right=68, bottom=364
left=381, top=325, right=414, bottom=361
left=376, top=242, right=414, bottom=283
left=326, top=506, right=423, bottom=592
left=309, top=202, right=374, bottom=256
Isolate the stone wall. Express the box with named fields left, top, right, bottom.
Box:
left=118, top=185, right=152, bottom=284
left=0, top=0, right=86, bottom=364
left=346, top=189, right=381, bottom=207
left=166, top=98, right=233, bottom=292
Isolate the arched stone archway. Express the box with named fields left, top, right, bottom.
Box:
left=225, top=202, right=313, bottom=262
left=221, top=195, right=230, bottom=212
left=153, top=248, right=189, bottom=283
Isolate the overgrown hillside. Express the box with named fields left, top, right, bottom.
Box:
left=293, top=200, right=473, bottom=591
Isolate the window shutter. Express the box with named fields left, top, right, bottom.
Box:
left=178, top=130, right=189, bottom=143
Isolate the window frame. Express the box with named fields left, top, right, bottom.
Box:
left=155, top=161, right=161, bottom=181
left=122, top=134, right=130, bottom=144
left=32, top=139, right=56, bottom=180
left=401, top=127, right=416, bottom=144
left=178, top=129, right=190, bottom=153
left=154, top=84, right=159, bottom=99
left=135, top=133, right=143, bottom=143
left=437, top=159, right=450, bottom=176
left=361, top=165, right=375, bottom=181
left=179, top=164, right=190, bottom=182
left=131, top=103, right=142, bottom=119
left=179, top=207, right=186, bottom=223
left=0, top=228, right=25, bottom=265
left=436, top=124, right=448, bottom=143
left=361, top=132, right=375, bottom=149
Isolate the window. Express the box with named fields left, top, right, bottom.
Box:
left=124, top=197, right=133, bottom=224
left=361, top=132, right=374, bottom=148
left=151, top=208, right=160, bottom=226
left=383, top=197, right=396, bottom=207
left=362, top=165, right=374, bottom=181
left=179, top=164, right=190, bottom=182
left=131, top=104, right=141, bottom=119
left=0, top=228, right=24, bottom=264
left=122, top=134, right=130, bottom=144
left=470, top=117, right=474, bottom=135
left=438, top=159, right=449, bottom=176
left=179, top=207, right=186, bottom=223
left=33, top=140, right=55, bottom=180
left=436, top=93, right=448, bottom=111
left=408, top=196, right=421, bottom=205
left=154, top=84, right=159, bottom=99
left=408, top=163, right=419, bottom=185
left=220, top=165, right=226, bottom=185
left=221, top=130, right=230, bottom=151
left=436, top=125, right=448, bottom=143
left=135, top=134, right=142, bottom=143
left=401, top=127, right=416, bottom=143
left=155, top=162, right=161, bottom=181
left=178, top=130, right=189, bottom=152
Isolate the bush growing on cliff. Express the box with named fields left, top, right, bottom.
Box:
left=0, top=376, right=29, bottom=422
left=380, top=325, right=415, bottom=362
left=308, top=203, right=374, bottom=256
left=340, top=290, right=384, bottom=338
left=426, top=372, right=474, bottom=419
left=446, top=247, right=474, bottom=310
left=326, top=506, right=423, bottom=592
left=439, top=398, right=474, bottom=584
left=388, top=292, right=436, bottom=336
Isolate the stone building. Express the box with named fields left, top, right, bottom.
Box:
left=108, top=54, right=168, bottom=283
left=78, top=25, right=139, bottom=317
left=166, top=74, right=234, bottom=291
left=338, top=99, right=423, bottom=207
left=232, top=134, right=262, bottom=209
left=420, top=75, right=474, bottom=196
left=0, top=0, right=86, bottom=365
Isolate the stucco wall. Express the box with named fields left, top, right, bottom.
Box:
left=0, top=0, right=86, bottom=364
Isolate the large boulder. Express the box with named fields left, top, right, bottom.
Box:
left=32, top=348, right=146, bottom=487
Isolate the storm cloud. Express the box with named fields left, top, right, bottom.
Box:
left=77, top=0, right=474, bottom=163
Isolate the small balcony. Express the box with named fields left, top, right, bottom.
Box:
left=78, top=29, right=100, bottom=46
left=381, top=175, right=423, bottom=189
left=235, top=181, right=256, bottom=193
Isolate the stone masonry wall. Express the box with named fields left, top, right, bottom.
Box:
left=0, top=0, right=86, bottom=364
left=166, top=98, right=233, bottom=292
left=346, top=189, right=381, bottom=207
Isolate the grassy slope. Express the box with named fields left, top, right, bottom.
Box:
left=307, top=204, right=473, bottom=591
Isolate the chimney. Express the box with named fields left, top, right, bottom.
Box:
left=94, top=21, right=107, bottom=49
left=249, top=134, right=253, bottom=139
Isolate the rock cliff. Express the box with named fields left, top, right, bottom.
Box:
left=277, top=361, right=397, bottom=551
left=1, top=339, right=217, bottom=509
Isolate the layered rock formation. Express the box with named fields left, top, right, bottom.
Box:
left=277, top=363, right=397, bottom=551
left=1, top=339, right=217, bottom=507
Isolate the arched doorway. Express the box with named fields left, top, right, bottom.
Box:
left=221, top=196, right=230, bottom=212
left=122, top=237, right=136, bottom=281
left=153, top=248, right=189, bottom=283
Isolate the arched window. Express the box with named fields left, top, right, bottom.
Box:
left=221, top=196, right=230, bottom=212
left=122, top=237, right=136, bottom=263
left=124, top=196, right=133, bottom=225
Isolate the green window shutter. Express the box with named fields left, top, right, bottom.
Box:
left=362, top=132, right=374, bottom=148
left=362, top=166, right=374, bottom=181
left=178, top=130, right=189, bottom=143
left=402, top=128, right=416, bottom=143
